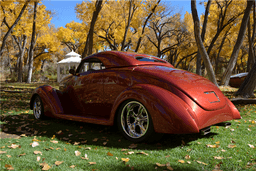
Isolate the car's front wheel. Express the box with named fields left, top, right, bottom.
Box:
left=117, top=100, right=156, bottom=143
left=33, top=95, right=45, bottom=119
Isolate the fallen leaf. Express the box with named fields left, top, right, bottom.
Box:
left=214, top=156, right=224, bottom=159
left=4, top=164, right=14, bottom=170
left=215, top=141, right=220, bottom=144
left=167, top=166, right=174, bottom=170
left=136, top=151, right=148, bottom=156
left=197, top=160, right=208, bottom=165
left=64, top=148, right=67, bottom=151
left=34, top=151, right=42, bottom=155
left=89, top=162, right=96, bottom=165
left=197, top=142, right=201, bottom=144
left=248, top=128, right=251, bottom=131
left=0, top=151, right=7, bottom=154
left=156, top=163, right=165, bottom=167
left=81, top=140, right=87, bottom=144
left=32, top=142, right=39, bottom=147
left=227, top=144, right=237, bottom=148
left=81, top=154, right=89, bottom=160
left=8, top=144, right=20, bottom=149
left=6, top=155, right=11, bottom=158
left=107, top=152, right=113, bottom=156
left=121, top=149, right=128, bottom=152
left=92, top=138, right=98, bottom=142
left=126, top=151, right=134, bottom=155
left=40, top=162, right=51, bottom=170
left=75, top=151, right=81, bottom=156
left=85, top=147, right=91, bottom=150
left=121, top=158, right=130, bottom=163
left=165, top=155, right=170, bottom=158
left=248, top=144, right=255, bottom=148
left=37, top=156, right=41, bottom=161
left=103, top=142, right=107, bottom=145
left=187, top=161, right=191, bottom=164
left=18, top=153, right=26, bottom=157
left=55, top=161, right=63, bottom=166
left=51, top=135, right=55, bottom=139
left=50, top=140, right=58, bottom=144
left=206, top=144, right=219, bottom=148
left=129, top=144, right=137, bottom=149
left=69, top=165, right=76, bottom=168
left=56, top=130, right=62, bottom=134
left=221, top=149, right=226, bottom=152
left=178, top=160, right=185, bottom=163
left=56, top=148, right=61, bottom=150
left=73, top=142, right=80, bottom=145
left=185, top=155, right=190, bottom=159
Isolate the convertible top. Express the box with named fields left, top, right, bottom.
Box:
left=82, top=51, right=174, bottom=68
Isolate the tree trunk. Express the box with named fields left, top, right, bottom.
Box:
left=82, top=0, right=103, bottom=58
left=235, top=61, right=256, bottom=98
left=27, top=2, right=38, bottom=83
left=0, top=0, right=30, bottom=57
left=196, top=0, right=211, bottom=76
left=220, top=0, right=254, bottom=86
left=191, top=0, right=218, bottom=85
left=17, top=35, right=27, bottom=82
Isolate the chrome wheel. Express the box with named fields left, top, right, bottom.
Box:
left=33, top=96, right=42, bottom=119
left=120, top=101, right=149, bottom=139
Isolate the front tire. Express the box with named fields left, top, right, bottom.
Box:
left=117, top=100, right=155, bottom=143
left=33, top=95, right=45, bottom=120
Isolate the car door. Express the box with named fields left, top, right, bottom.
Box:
left=72, top=58, right=105, bottom=118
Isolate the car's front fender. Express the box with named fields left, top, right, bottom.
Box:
left=110, top=84, right=199, bottom=134
left=30, top=85, right=64, bottom=118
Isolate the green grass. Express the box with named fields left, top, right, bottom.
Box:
left=0, top=83, right=256, bottom=171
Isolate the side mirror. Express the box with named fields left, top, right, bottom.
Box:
left=69, top=69, right=75, bottom=75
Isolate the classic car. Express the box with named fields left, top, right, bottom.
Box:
left=30, top=51, right=241, bottom=142
left=229, top=72, right=248, bottom=88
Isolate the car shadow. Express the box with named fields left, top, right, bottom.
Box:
left=1, top=113, right=218, bottom=150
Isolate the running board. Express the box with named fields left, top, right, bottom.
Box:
left=200, top=127, right=211, bottom=135
left=215, top=122, right=231, bottom=127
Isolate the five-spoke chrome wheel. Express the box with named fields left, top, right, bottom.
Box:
left=33, top=96, right=44, bottom=119
left=120, top=101, right=150, bottom=139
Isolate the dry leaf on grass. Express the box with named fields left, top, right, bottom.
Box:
left=227, top=144, right=237, bottom=148
left=6, top=155, right=11, bottom=158
left=121, top=149, right=128, bottom=152
left=4, top=164, right=14, bottom=170
left=55, top=161, right=63, bottom=166
left=69, top=165, right=76, bottom=168
left=8, top=144, right=20, bottom=149
left=214, top=156, right=224, bottom=159
left=107, top=152, right=113, bottom=156
left=167, top=166, right=174, bottom=170
left=185, top=155, right=190, bottom=159
left=40, top=162, right=51, bottom=170
left=196, top=160, right=208, bottom=165
left=178, top=160, right=185, bottom=163
left=51, top=135, right=55, bottom=139
left=0, top=151, right=7, bottom=154
left=73, top=142, right=80, bottom=145
left=248, top=144, right=255, bottom=148
left=50, top=140, right=58, bottom=144
left=206, top=144, right=219, bottom=148
left=34, top=151, right=42, bottom=155
left=137, top=151, right=148, bottom=156
left=32, top=142, right=39, bottom=147
left=129, top=144, right=137, bottom=149
left=89, top=162, right=96, bottom=165
left=92, top=138, right=98, bottom=142
left=156, top=163, right=165, bottom=167
left=37, top=156, right=41, bottom=161
left=75, top=151, right=81, bottom=156
left=18, top=153, right=26, bottom=157
left=85, top=147, right=91, bottom=150
left=121, top=158, right=130, bottom=163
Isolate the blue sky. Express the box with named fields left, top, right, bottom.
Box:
left=42, top=0, right=205, bottom=28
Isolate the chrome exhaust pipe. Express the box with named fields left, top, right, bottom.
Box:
left=200, top=127, right=211, bottom=135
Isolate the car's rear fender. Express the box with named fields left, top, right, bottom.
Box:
left=30, top=85, right=64, bottom=117
left=110, top=84, right=199, bottom=134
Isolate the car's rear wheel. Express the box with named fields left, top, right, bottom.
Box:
left=117, top=100, right=156, bottom=143
left=33, top=95, right=45, bottom=119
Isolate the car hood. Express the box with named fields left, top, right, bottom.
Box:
left=134, top=65, right=226, bottom=111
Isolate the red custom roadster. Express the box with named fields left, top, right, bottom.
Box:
left=30, top=51, right=241, bottom=142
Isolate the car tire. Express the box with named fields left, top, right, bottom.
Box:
left=33, top=95, right=45, bottom=120
left=117, top=100, right=158, bottom=143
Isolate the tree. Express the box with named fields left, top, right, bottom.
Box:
left=27, top=1, right=38, bottom=83
left=0, top=0, right=31, bottom=57
left=196, top=0, right=211, bottom=76
left=191, top=0, right=218, bottom=85
left=81, top=0, right=103, bottom=58
left=235, top=61, right=256, bottom=98
left=220, top=0, right=254, bottom=86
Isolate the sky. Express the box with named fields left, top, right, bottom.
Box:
left=42, top=0, right=206, bottom=28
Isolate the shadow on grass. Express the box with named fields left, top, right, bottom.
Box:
left=1, top=113, right=218, bottom=150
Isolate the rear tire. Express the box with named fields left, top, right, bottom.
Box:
left=33, top=95, right=45, bottom=120
left=117, top=100, right=160, bottom=143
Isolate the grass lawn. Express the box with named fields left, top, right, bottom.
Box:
left=0, top=82, right=256, bottom=171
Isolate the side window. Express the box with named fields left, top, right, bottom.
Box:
left=78, top=58, right=105, bottom=73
